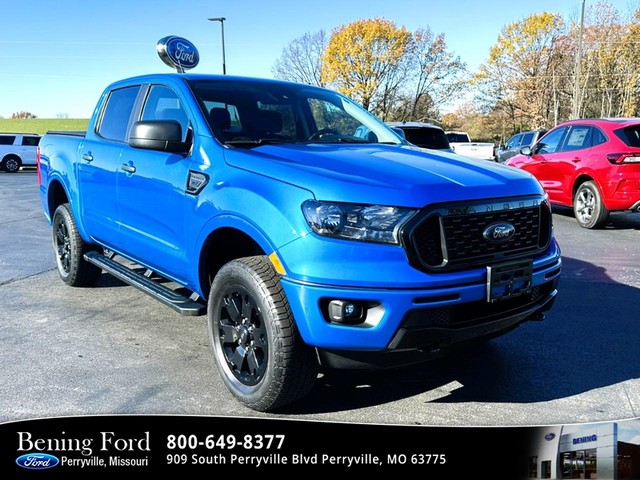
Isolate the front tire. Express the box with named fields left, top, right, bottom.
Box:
left=52, top=203, right=102, bottom=286
left=573, top=180, right=609, bottom=229
left=208, top=256, right=319, bottom=411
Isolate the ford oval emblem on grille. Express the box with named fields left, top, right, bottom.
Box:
left=483, top=222, right=516, bottom=244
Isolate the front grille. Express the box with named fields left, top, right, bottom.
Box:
left=404, top=196, right=552, bottom=272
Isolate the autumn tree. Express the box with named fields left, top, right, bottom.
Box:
left=272, top=30, right=327, bottom=86
left=474, top=12, right=566, bottom=135
left=321, top=18, right=411, bottom=114
left=572, top=1, right=640, bottom=118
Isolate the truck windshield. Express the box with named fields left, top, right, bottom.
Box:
left=187, top=79, right=402, bottom=147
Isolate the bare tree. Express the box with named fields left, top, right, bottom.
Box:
left=405, top=28, right=468, bottom=121
left=272, top=30, right=327, bottom=86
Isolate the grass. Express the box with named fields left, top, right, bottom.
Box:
left=0, top=118, right=89, bottom=135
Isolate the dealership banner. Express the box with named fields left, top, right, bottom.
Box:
left=2, top=415, right=640, bottom=478
left=0, top=414, right=535, bottom=477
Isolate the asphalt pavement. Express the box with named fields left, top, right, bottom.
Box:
left=1, top=169, right=639, bottom=427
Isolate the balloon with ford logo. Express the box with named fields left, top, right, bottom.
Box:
left=156, top=36, right=199, bottom=73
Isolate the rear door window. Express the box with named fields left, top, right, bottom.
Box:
left=21, top=136, right=40, bottom=146
left=97, top=86, right=140, bottom=142
left=562, top=126, right=591, bottom=152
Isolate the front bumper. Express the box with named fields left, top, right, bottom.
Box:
left=279, top=238, right=562, bottom=356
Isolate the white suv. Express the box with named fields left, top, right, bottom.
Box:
left=0, top=133, right=41, bottom=173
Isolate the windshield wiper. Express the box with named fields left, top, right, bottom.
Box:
left=305, top=136, right=372, bottom=144
left=224, top=138, right=291, bottom=148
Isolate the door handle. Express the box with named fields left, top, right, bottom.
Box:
left=571, top=157, right=581, bottom=163
left=121, top=164, right=136, bottom=173
left=81, top=153, right=93, bottom=162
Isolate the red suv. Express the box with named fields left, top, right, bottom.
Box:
left=506, top=118, right=640, bottom=228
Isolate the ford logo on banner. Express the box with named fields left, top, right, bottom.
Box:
left=157, top=36, right=200, bottom=73
left=482, top=222, right=516, bottom=244
left=544, top=433, right=556, bottom=441
left=16, top=453, right=60, bottom=470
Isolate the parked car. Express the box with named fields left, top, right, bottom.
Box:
left=445, top=131, right=495, bottom=160
left=506, top=118, right=640, bottom=228
left=496, top=129, right=547, bottom=163
left=386, top=121, right=453, bottom=152
left=0, top=133, right=41, bottom=172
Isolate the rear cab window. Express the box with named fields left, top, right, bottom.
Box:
left=402, top=128, right=450, bottom=149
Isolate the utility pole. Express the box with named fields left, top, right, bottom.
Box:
left=571, top=0, right=586, bottom=119
left=208, top=17, right=227, bottom=75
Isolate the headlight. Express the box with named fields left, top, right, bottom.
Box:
left=302, top=200, right=417, bottom=244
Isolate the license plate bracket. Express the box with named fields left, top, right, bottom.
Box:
left=487, top=260, right=533, bottom=303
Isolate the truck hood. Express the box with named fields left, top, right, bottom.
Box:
left=223, top=143, right=543, bottom=207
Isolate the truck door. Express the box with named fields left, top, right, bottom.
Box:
left=79, top=85, right=140, bottom=247
left=116, top=84, right=191, bottom=282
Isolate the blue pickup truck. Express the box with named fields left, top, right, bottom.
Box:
left=37, top=72, right=561, bottom=411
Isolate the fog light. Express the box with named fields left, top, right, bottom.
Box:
left=328, top=300, right=365, bottom=324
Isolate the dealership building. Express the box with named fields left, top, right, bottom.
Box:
left=528, top=422, right=640, bottom=479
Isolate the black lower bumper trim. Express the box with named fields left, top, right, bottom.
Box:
left=318, top=286, right=557, bottom=370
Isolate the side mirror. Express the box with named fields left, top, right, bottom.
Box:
left=129, top=120, right=191, bottom=154
left=520, top=146, right=532, bottom=156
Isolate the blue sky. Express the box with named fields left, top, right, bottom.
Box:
left=1, top=0, right=638, bottom=118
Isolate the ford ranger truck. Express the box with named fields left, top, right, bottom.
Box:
left=37, top=73, right=561, bottom=411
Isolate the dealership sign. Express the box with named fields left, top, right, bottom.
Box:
left=573, top=434, right=598, bottom=445
left=156, top=36, right=199, bottom=73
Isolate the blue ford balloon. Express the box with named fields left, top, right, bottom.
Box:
left=16, top=453, right=60, bottom=470
left=156, top=36, right=200, bottom=72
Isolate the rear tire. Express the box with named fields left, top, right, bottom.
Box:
left=208, top=256, right=319, bottom=411
left=52, top=203, right=103, bottom=286
left=2, top=156, right=21, bottom=173
left=573, top=181, right=609, bottom=229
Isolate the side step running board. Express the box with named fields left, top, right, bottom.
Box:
left=84, top=251, right=206, bottom=316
